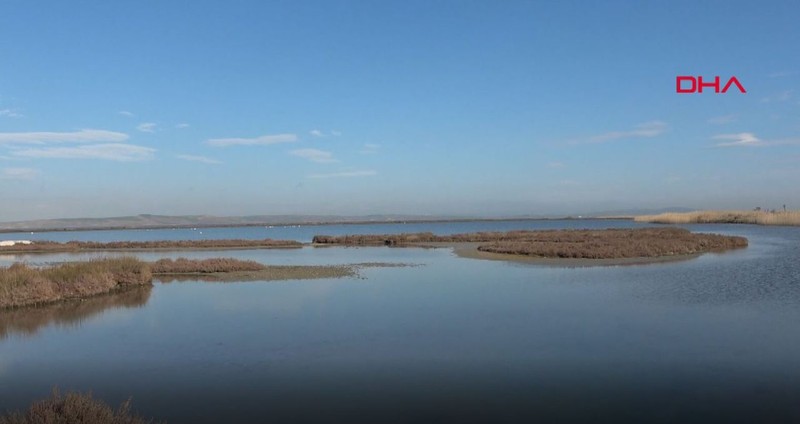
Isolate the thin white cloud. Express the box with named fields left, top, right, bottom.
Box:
left=118, top=111, right=135, bottom=117
left=0, top=109, right=23, bottom=118
left=769, top=71, right=795, bottom=78
left=207, top=133, right=297, bottom=147
left=13, top=143, right=155, bottom=161
left=176, top=154, right=221, bottom=164
left=308, top=170, right=377, bottom=179
left=707, top=114, right=737, bottom=125
left=0, top=129, right=129, bottom=145
left=761, top=90, right=792, bottom=103
left=290, top=148, right=337, bottom=163
left=137, top=122, right=157, bottom=133
left=585, top=121, right=668, bottom=143
left=547, top=161, right=565, bottom=168
left=175, top=123, right=190, bottom=129
left=359, top=143, right=380, bottom=154
left=309, top=129, right=342, bottom=138
left=1, top=167, right=39, bottom=180
left=713, top=133, right=763, bottom=147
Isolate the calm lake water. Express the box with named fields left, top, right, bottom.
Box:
left=1, top=220, right=799, bottom=423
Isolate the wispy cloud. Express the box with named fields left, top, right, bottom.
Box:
left=713, top=133, right=800, bottom=148
left=175, top=123, right=190, bottom=129
left=359, top=143, right=380, bottom=154
left=547, top=161, right=565, bottom=168
left=0, top=129, right=129, bottom=145
left=137, top=122, right=157, bottom=133
left=13, top=143, right=155, bottom=161
left=582, top=121, right=668, bottom=143
left=308, top=170, right=376, bottom=179
left=207, top=133, right=297, bottom=147
left=761, top=90, right=792, bottom=103
left=289, top=148, right=337, bottom=163
left=309, top=129, right=342, bottom=138
left=769, top=71, right=795, bottom=78
left=713, top=132, right=762, bottom=147
left=707, top=114, right=737, bottom=125
left=118, top=111, right=135, bottom=118
left=1, top=167, right=39, bottom=180
left=176, top=154, right=221, bottom=164
left=0, top=109, right=23, bottom=118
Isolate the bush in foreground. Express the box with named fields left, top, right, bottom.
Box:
left=0, top=389, right=160, bottom=424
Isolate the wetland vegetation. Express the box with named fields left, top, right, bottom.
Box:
left=313, top=228, right=748, bottom=259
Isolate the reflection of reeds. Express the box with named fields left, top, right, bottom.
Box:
left=314, top=228, right=748, bottom=259
left=0, top=238, right=301, bottom=254
left=635, top=210, right=800, bottom=226
left=0, top=285, right=151, bottom=340
left=0, top=258, right=152, bottom=309
left=0, top=388, right=161, bottom=424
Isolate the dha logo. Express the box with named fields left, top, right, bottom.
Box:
left=676, top=76, right=746, bottom=94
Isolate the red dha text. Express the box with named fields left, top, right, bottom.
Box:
left=676, top=76, right=746, bottom=94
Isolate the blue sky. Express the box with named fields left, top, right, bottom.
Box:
left=1, top=1, right=798, bottom=221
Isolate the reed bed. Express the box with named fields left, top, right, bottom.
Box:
left=314, top=228, right=748, bottom=259
left=634, top=210, right=800, bottom=226
left=477, top=228, right=747, bottom=259
left=151, top=257, right=266, bottom=274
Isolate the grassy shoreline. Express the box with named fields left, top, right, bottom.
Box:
left=635, top=210, right=800, bottom=226
left=0, top=239, right=301, bottom=254
left=0, top=257, right=366, bottom=309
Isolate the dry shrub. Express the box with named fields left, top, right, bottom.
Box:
left=635, top=210, right=800, bottom=226
left=151, top=257, right=266, bottom=274
left=0, top=388, right=160, bottom=424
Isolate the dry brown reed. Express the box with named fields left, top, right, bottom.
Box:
left=151, top=258, right=267, bottom=274
left=634, top=210, right=800, bottom=226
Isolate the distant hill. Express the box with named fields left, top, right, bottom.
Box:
left=0, top=209, right=692, bottom=233
left=586, top=207, right=695, bottom=217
